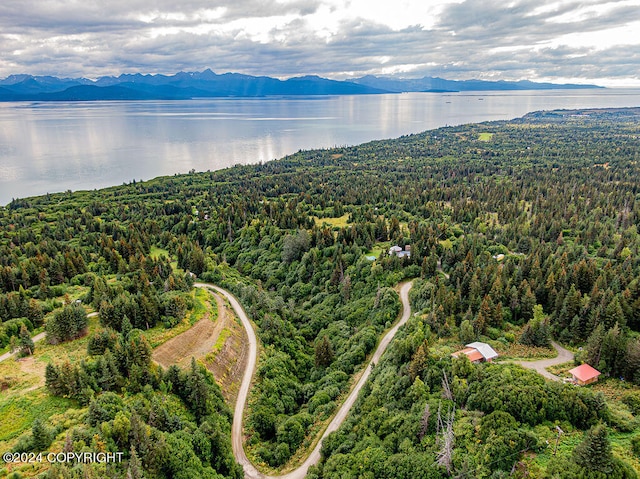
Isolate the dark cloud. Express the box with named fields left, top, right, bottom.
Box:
left=0, top=0, right=638, bottom=84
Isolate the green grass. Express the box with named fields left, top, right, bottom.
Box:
left=150, top=245, right=170, bottom=259
left=204, top=328, right=232, bottom=363
left=547, top=361, right=576, bottom=377
left=478, top=132, right=494, bottom=141
left=0, top=391, right=75, bottom=448
left=610, top=431, right=640, bottom=472
left=532, top=428, right=582, bottom=469
left=312, top=214, right=350, bottom=228
left=150, top=245, right=180, bottom=270
left=36, top=314, right=101, bottom=366
left=0, top=286, right=217, bottom=458
left=532, top=428, right=640, bottom=474
left=191, top=287, right=212, bottom=323
left=213, top=329, right=231, bottom=352
left=365, top=242, right=390, bottom=259
left=143, top=287, right=216, bottom=348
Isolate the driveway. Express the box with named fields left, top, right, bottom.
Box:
left=508, top=341, right=574, bottom=381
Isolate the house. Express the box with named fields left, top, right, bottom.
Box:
left=568, top=363, right=601, bottom=386
left=389, top=245, right=411, bottom=258
left=452, top=342, right=499, bottom=363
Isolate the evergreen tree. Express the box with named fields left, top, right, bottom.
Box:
left=603, top=297, right=626, bottom=330
left=31, top=417, right=52, bottom=451
left=46, top=303, right=88, bottom=343
left=18, top=324, right=35, bottom=356
left=314, top=335, right=335, bottom=368
left=459, top=319, right=475, bottom=344
left=127, top=446, right=145, bottom=479
left=520, top=305, right=551, bottom=347
left=45, top=363, right=66, bottom=396
left=8, top=335, right=18, bottom=354
left=599, top=323, right=627, bottom=376
left=26, top=298, right=44, bottom=326
left=559, top=285, right=582, bottom=331
left=573, top=423, right=613, bottom=473
left=585, top=324, right=606, bottom=367
left=520, top=281, right=537, bottom=322
left=625, top=339, right=640, bottom=383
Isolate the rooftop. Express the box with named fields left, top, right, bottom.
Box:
left=568, top=363, right=601, bottom=382
left=465, top=342, right=499, bottom=361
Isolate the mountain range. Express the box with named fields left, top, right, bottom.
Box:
left=0, top=69, right=602, bottom=101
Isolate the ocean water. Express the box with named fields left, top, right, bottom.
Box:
left=1, top=89, right=639, bottom=205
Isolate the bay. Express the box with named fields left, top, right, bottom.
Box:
left=1, top=88, right=640, bottom=205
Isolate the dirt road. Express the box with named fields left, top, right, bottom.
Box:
left=195, top=281, right=413, bottom=479
left=509, top=341, right=574, bottom=381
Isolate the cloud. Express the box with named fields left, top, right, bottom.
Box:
left=0, top=0, right=638, bottom=84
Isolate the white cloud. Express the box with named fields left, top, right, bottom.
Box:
left=543, top=0, right=639, bottom=24
left=0, top=0, right=639, bottom=85
left=544, top=20, right=640, bottom=50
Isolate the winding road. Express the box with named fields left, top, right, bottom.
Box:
left=2, top=281, right=575, bottom=478
left=196, top=281, right=414, bottom=479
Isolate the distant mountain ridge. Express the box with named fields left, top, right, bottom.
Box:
left=0, top=69, right=602, bottom=101
left=348, top=74, right=603, bottom=92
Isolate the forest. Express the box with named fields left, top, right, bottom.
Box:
left=1, top=107, right=640, bottom=478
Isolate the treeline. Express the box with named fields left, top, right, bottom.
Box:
left=307, top=313, right=635, bottom=479
left=3, top=108, right=640, bottom=476
left=33, top=321, right=242, bottom=479
left=214, top=234, right=404, bottom=466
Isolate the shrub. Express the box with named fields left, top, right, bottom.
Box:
left=632, top=435, right=640, bottom=456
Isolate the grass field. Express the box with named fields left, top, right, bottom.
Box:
left=530, top=427, right=640, bottom=474
left=365, top=242, right=390, bottom=260
left=498, top=343, right=558, bottom=361
left=0, top=313, right=100, bottom=455
left=143, top=287, right=213, bottom=348
left=478, top=132, right=495, bottom=141
left=0, top=390, right=74, bottom=452
left=149, top=245, right=169, bottom=259
left=312, top=214, right=350, bottom=228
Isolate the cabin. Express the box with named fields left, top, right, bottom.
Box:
left=568, top=363, right=601, bottom=386
left=452, top=341, right=499, bottom=363
left=389, top=245, right=411, bottom=258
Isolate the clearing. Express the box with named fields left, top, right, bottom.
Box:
left=152, top=292, right=224, bottom=368
left=202, top=294, right=248, bottom=404
left=152, top=290, right=248, bottom=403
left=312, top=214, right=350, bottom=228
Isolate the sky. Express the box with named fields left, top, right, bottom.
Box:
left=1, top=0, right=639, bottom=86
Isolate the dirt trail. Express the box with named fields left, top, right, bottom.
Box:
left=508, top=341, right=574, bottom=381
left=203, top=294, right=248, bottom=404
left=0, top=312, right=98, bottom=364
left=195, top=281, right=414, bottom=479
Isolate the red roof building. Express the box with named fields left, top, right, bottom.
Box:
left=568, top=363, right=601, bottom=386
left=451, top=342, right=499, bottom=363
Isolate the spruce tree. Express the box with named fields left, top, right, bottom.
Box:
left=45, top=363, right=66, bottom=396
left=314, top=335, right=334, bottom=368
left=572, top=423, right=613, bottom=473
left=31, top=418, right=52, bottom=451
left=18, top=324, right=35, bottom=356
left=127, top=446, right=145, bottom=479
